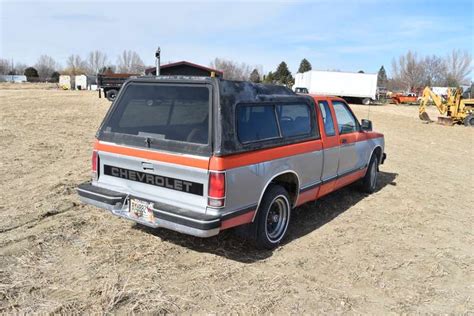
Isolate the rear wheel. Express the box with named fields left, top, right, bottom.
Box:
left=106, top=89, right=118, bottom=101
left=361, top=154, right=379, bottom=193
left=362, top=98, right=371, bottom=105
left=253, top=185, right=291, bottom=249
left=463, top=114, right=474, bottom=127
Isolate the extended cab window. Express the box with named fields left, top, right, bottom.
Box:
left=237, top=103, right=313, bottom=143
left=276, top=104, right=311, bottom=137
left=237, top=105, right=279, bottom=143
left=318, top=100, right=336, bottom=136
left=332, top=101, right=358, bottom=134
left=103, top=84, right=210, bottom=144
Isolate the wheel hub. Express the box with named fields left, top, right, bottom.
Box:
left=272, top=214, right=279, bottom=223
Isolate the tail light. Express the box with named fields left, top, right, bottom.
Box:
left=208, top=171, right=225, bottom=208
left=91, top=150, right=99, bottom=181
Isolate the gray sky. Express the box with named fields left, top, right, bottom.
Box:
left=1, top=0, right=472, bottom=75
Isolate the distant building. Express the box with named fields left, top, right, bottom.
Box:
left=0, top=75, right=27, bottom=83
left=59, top=75, right=71, bottom=90
left=75, top=75, right=87, bottom=90
left=145, top=61, right=223, bottom=77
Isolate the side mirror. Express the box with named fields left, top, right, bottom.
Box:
left=361, top=119, right=372, bottom=131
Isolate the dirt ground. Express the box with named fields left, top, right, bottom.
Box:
left=1, top=85, right=473, bottom=314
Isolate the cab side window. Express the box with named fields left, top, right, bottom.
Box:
left=318, top=100, right=335, bottom=136
left=332, top=101, right=358, bottom=134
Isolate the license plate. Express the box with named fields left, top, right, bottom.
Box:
left=129, top=198, right=155, bottom=223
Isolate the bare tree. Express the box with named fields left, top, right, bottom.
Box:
left=116, top=50, right=145, bottom=73
left=391, top=50, right=425, bottom=91
left=15, top=63, right=28, bottom=76
left=66, top=54, right=87, bottom=75
left=35, top=55, right=59, bottom=79
left=443, top=49, right=472, bottom=86
left=210, top=57, right=252, bottom=80
left=86, top=50, right=108, bottom=75
left=0, top=58, right=10, bottom=75
left=421, top=55, right=446, bottom=86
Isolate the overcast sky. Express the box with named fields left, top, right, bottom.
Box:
left=0, top=0, right=472, bottom=75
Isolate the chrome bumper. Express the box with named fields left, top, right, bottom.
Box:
left=77, top=182, right=220, bottom=238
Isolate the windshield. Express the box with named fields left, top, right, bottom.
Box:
left=103, top=83, right=210, bottom=145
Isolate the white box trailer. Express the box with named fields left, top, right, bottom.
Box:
left=294, top=70, right=378, bottom=105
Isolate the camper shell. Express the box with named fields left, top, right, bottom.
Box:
left=97, top=76, right=318, bottom=156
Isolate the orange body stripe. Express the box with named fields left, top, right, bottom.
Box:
left=94, top=140, right=210, bottom=169
left=220, top=211, right=255, bottom=230
left=334, top=168, right=367, bottom=190
left=210, top=139, right=323, bottom=171
left=296, top=189, right=318, bottom=207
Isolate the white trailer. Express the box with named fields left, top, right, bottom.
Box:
left=294, top=70, right=378, bottom=105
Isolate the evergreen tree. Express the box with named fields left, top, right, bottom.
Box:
left=358, top=70, right=365, bottom=73
left=249, top=68, right=261, bottom=83
left=24, top=67, right=39, bottom=81
left=377, top=65, right=388, bottom=87
left=51, top=71, right=60, bottom=83
left=263, top=71, right=275, bottom=84
left=274, top=61, right=294, bottom=87
left=297, top=58, right=312, bottom=73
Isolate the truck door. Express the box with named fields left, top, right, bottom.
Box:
left=317, top=100, right=340, bottom=197
left=331, top=100, right=368, bottom=187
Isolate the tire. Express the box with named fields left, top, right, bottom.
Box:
left=361, top=154, right=379, bottom=193
left=463, top=114, right=474, bottom=127
left=362, top=98, right=371, bottom=105
left=106, top=89, right=118, bottom=101
left=253, top=185, right=291, bottom=250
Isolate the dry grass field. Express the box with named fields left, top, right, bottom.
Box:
left=1, top=85, right=473, bottom=313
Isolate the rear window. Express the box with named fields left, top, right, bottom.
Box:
left=237, top=103, right=312, bottom=143
left=103, top=84, right=210, bottom=144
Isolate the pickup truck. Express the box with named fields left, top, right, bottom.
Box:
left=77, top=77, right=386, bottom=249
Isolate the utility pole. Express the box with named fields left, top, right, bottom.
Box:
left=155, top=47, right=161, bottom=76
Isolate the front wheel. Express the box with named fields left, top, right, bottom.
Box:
left=361, top=155, right=379, bottom=193
left=253, top=185, right=291, bottom=249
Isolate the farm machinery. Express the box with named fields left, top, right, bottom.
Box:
left=419, top=86, right=474, bottom=126
left=391, top=92, right=418, bottom=104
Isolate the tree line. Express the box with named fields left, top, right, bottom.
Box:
left=1, top=48, right=470, bottom=89
left=379, top=49, right=472, bottom=91
left=0, top=50, right=146, bottom=82
left=211, top=57, right=312, bottom=86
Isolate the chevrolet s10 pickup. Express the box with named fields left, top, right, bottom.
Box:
left=77, top=77, right=386, bottom=249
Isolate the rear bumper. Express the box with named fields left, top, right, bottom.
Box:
left=77, top=182, right=221, bottom=238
